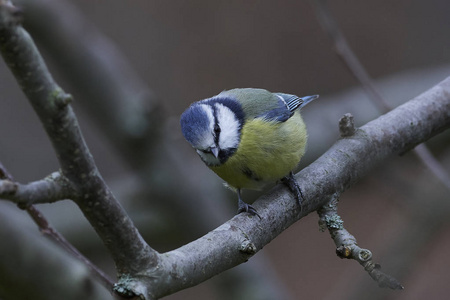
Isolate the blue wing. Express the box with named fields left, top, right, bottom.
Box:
left=260, top=93, right=318, bottom=122
left=258, top=93, right=301, bottom=122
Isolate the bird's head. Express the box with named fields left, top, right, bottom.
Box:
left=180, top=96, right=244, bottom=166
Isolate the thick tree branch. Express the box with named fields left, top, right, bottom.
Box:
left=0, top=0, right=157, bottom=277
left=116, top=78, right=450, bottom=298
left=14, top=0, right=161, bottom=166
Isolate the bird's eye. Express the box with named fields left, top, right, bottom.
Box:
left=213, top=124, right=221, bottom=135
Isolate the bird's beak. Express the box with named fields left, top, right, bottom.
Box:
left=211, top=146, right=219, bottom=158
left=299, top=95, right=319, bottom=109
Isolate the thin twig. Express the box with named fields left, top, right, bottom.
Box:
left=0, top=208, right=112, bottom=299
left=413, top=144, right=450, bottom=190
left=26, top=205, right=116, bottom=290
left=310, top=0, right=450, bottom=190
left=0, top=162, right=115, bottom=290
left=0, top=172, right=75, bottom=205
left=310, top=0, right=393, bottom=112
left=318, top=193, right=403, bottom=290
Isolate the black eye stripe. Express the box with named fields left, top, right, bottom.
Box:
left=214, top=124, right=221, bottom=134
left=211, top=106, right=221, bottom=145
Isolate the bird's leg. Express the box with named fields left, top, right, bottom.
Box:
left=281, top=172, right=304, bottom=210
left=237, top=189, right=261, bottom=219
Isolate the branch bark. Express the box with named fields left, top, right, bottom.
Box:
left=127, top=77, right=450, bottom=298
left=0, top=0, right=157, bottom=277
left=0, top=171, right=74, bottom=205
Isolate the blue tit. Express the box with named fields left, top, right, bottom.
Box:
left=180, top=88, right=318, bottom=217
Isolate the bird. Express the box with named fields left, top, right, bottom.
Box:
left=180, top=88, right=318, bottom=217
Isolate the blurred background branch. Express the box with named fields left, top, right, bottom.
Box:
left=310, top=0, right=450, bottom=191
left=0, top=203, right=111, bottom=300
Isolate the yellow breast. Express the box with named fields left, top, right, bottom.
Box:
left=210, top=112, right=307, bottom=190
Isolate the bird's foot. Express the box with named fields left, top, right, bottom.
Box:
left=237, top=201, right=261, bottom=219
left=281, top=172, right=304, bottom=210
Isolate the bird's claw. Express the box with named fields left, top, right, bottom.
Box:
left=282, top=172, right=304, bottom=210
left=237, top=202, right=261, bottom=219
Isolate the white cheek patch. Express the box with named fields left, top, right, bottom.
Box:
left=215, top=103, right=241, bottom=150
left=196, top=104, right=216, bottom=150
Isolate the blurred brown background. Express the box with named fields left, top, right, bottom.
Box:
left=1, top=0, right=450, bottom=299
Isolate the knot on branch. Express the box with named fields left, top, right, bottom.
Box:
left=336, top=245, right=372, bottom=261
left=0, top=179, right=17, bottom=195
left=114, top=286, right=140, bottom=299
left=336, top=245, right=352, bottom=259
left=239, top=240, right=257, bottom=255
left=51, top=88, right=73, bottom=109
left=114, top=275, right=144, bottom=299
left=339, top=113, right=356, bottom=137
